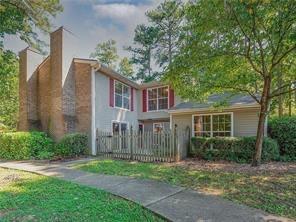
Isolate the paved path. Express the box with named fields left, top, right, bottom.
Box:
left=0, top=159, right=293, bottom=222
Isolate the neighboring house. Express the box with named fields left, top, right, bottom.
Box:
left=18, top=27, right=265, bottom=157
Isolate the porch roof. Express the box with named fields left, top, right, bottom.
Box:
left=168, top=94, right=260, bottom=113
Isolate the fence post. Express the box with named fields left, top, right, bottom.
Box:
left=174, top=124, right=181, bottom=162
left=96, top=129, right=99, bottom=154
left=130, top=126, right=133, bottom=160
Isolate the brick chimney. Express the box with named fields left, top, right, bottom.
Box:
left=18, top=47, right=44, bottom=131
left=49, top=27, right=79, bottom=140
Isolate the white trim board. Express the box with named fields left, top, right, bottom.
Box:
left=191, top=112, right=234, bottom=137
left=91, top=67, right=96, bottom=155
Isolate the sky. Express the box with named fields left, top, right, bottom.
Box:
left=3, top=0, right=162, bottom=59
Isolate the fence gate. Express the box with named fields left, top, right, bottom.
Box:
left=96, top=129, right=180, bottom=162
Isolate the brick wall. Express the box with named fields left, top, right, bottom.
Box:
left=18, top=48, right=43, bottom=131
left=74, top=62, right=92, bottom=135
left=37, top=57, right=51, bottom=133
left=18, top=27, right=93, bottom=145
left=49, top=27, right=65, bottom=140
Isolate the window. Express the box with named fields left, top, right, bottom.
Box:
left=115, top=80, right=130, bottom=110
left=193, top=113, right=233, bottom=137
left=153, top=122, right=170, bottom=132
left=148, top=86, right=168, bottom=111
left=112, top=121, right=128, bottom=135
left=112, top=121, right=128, bottom=149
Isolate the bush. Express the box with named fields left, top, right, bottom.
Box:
left=0, top=131, right=54, bottom=160
left=268, top=116, right=296, bottom=161
left=190, top=136, right=279, bottom=163
left=55, top=133, right=88, bottom=158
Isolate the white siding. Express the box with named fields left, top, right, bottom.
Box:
left=233, top=109, right=261, bottom=136
left=94, top=72, right=138, bottom=131
left=171, top=107, right=261, bottom=137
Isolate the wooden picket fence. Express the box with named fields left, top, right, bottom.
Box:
left=96, top=129, right=179, bottom=162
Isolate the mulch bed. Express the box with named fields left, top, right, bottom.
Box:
left=165, top=158, right=296, bottom=174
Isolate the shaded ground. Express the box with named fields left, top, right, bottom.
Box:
left=0, top=167, right=163, bottom=222
left=76, top=158, right=296, bottom=219
left=165, top=159, right=296, bottom=174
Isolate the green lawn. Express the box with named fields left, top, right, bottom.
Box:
left=76, top=159, right=296, bottom=219
left=0, top=167, right=164, bottom=222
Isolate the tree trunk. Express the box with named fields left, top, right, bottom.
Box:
left=289, top=88, right=292, bottom=116
left=252, top=78, right=271, bottom=167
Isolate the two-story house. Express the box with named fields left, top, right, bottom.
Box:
left=18, top=27, right=263, bottom=157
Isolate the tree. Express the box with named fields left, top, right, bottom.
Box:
left=126, top=24, right=159, bottom=82
left=0, top=49, right=18, bottom=130
left=90, top=39, right=119, bottom=69
left=146, top=0, right=184, bottom=69
left=166, top=0, right=296, bottom=166
left=118, top=57, right=134, bottom=79
left=0, top=0, right=63, bottom=50
left=0, top=0, right=62, bottom=130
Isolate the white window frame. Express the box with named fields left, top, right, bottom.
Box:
left=191, top=112, right=234, bottom=137
left=111, top=120, right=129, bottom=135
left=153, top=122, right=170, bottom=132
left=114, top=80, right=130, bottom=111
left=147, top=85, right=169, bottom=112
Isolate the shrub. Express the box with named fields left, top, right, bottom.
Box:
left=55, top=133, right=88, bottom=158
left=190, top=136, right=279, bottom=163
left=0, top=131, right=54, bottom=160
left=268, top=116, right=296, bottom=161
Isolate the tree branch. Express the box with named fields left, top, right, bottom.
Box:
left=270, top=81, right=296, bottom=98
left=270, top=44, right=296, bottom=71
left=269, top=87, right=296, bottom=99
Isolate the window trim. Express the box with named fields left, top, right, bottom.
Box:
left=191, top=112, right=234, bottom=137
left=153, top=122, right=170, bottom=132
left=147, top=85, right=169, bottom=112
left=111, top=120, right=129, bottom=135
left=114, top=80, right=131, bottom=111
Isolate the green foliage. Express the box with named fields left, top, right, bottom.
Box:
left=126, top=24, right=159, bottom=82
left=146, top=0, right=184, bottom=68
left=0, top=168, right=163, bottom=222
left=165, top=0, right=296, bottom=164
left=190, top=137, right=279, bottom=163
left=0, top=131, right=54, bottom=160
left=90, top=39, right=119, bottom=69
left=166, top=0, right=296, bottom=102
left=0, top=50, right=19, bottom=130
left=268, top=116, right=296, bottom=161
left=0, top=0, right=63, bottom=49
left=55, top=133, right=88, bottom=158
left=118, top=57, right=134, bottom=78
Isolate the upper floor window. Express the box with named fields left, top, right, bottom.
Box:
left=115, top=80, right=130, bottom=110
left=148, top=86, right=168, bottom=111
left=193, top=113, right=233, bottom=137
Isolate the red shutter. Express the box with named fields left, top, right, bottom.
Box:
left=169, top=87, right=175, bottom=108
left=131, top=87, right=134, bottom=111
left=109, top=78, right=114, bottom=107
left=142, top=89, right=147, bottom=112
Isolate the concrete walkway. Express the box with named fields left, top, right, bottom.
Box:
left=0, top=159, right=293, bottom=222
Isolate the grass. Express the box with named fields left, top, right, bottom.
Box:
left=76, top=159, right=296, bottom=219
left=0, top=167, right=164, bottom=222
